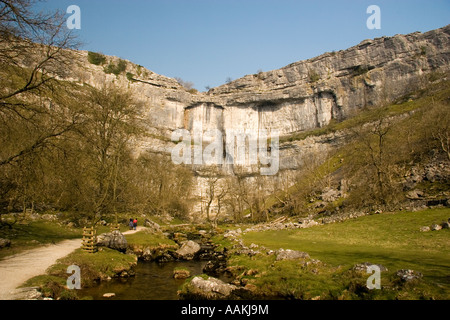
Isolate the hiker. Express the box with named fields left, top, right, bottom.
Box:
left=133, top=218, right=137, bottom=230
left=129, top=218, right=134, bottom=230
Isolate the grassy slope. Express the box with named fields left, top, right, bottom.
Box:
left=124, top=229, right=177, bottom=247
left=242, top=208, right=450, bottom=295
left=0, top=221, right=82, bottom=260
left=22, top=247, right=137, bottom=299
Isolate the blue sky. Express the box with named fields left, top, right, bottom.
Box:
left=37, top=0, right=450, bottom=91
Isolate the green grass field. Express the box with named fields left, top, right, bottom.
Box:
left=0, top=221, right=82, bottom=260
left=124, top=229, right=177, bottom=247
left=240, top=208, right=450, bottom=299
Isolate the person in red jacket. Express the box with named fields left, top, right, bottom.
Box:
left=133, top=218, right=137, bottom=230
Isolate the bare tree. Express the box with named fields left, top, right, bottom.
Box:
left=430, top=102, right=450, bottom=160
left=75, top=84, right=143, bottom=226
left=0, top=0, right=79, bottom=100
left=0, top=0, right=80, bottom=168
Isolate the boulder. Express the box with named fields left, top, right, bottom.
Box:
left=425, top=166, right=442, bottom=182
left=144, top=219, right=162, bottom=233
left=181, top=276, right=238, bottom=299
left=320, top=187, right=340, bottom=202
left=339, top=179, right=348, bottom=193
left=396, top=269, right=423, bottom=282
left=406, top=190, right=424, bottom=200
left=40, top=214, right=57, bottom=221
left=431, top=224, right=442, bottom=231
left=173, top=268, right=191, bottom=279
left=441, top=221, right=450, bottom=229
left=276, top=249, right=310, bottom=261
left=173, top=232, right=188, bottom=243
left=128, top=243, right=178, bottom=262
left=0, top=238, right=11, bottom=249
left=96, top=230, right=128, bottom=252
left=297, top=219, right=319, bottom=228
left=203, top=260, right=227, bottom=275
left=174, top=240, right=201, bottom=260
left=223, top=228, right=242, bottom=240
left=353, top=262, right=388, bottom=272
left=10, top=287, right=42, bottom=300
left=419, top=226, right=430, bottom=232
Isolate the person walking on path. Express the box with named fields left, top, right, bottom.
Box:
left=129, top=218, right=134, bottom=230
left=133, top=218, right=137, bottom=230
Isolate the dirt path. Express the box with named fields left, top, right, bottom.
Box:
left=0, top=227, right=145, bottom=300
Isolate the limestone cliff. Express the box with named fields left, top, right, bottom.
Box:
left=201, top=25, right=450, bottom=136
left=56, top=25, right=450, bottom=152
left=58, top=25, right=449, bottom=140
left=25, top=25, right=450, bottom=217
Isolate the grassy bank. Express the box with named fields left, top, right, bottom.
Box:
left=232, top=208, right=449, bottom=299
left=0, top=220, right=82, bottom=260
left=22, top=247, right=137, bottom=300
left=124, top=229, right=177, bottom=247
left=19, top=227, right=179, bottom=300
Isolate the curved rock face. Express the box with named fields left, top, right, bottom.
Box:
left=127, top=26, right=450, bottom=172
left=195, top=25, right=450, bottom=135
left=35, top=25, right=450, bottom=218
left=68, top=26, right=450, bottom=144
left=54, top=25, right=450, bottom=160
left=181, top=26, right=450, bottom=216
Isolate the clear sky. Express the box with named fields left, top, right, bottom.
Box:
left=36, top=0, right=450, bottom=91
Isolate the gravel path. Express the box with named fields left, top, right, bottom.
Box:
left=0, top=227, right=144, bottom=300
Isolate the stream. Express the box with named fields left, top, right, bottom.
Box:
left=79, top=260, right=228, bottom=300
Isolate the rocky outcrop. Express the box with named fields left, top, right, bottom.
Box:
left=52, top=25, right=450, bottom=160
left=205, top=25, right=450, bottom=134
left=403, top=159, right=450, bottom=190
left=143, top=219, right=162, bottom=234
left=179, top=276, right=238, bottom=300
left=174, top=240, right=201, bottom=260
left=353, top=262, right=388, bottom=272
left=96, top=230, right=128, bottom=252
left=127, top=243, right=179, bottom=262
left=173, top=268, right=191, bottom=279
left=419, top=218, right=450, bottom=232
left=242, top=217, right=320, bottom=233
left=0, top=238, right=11, bottom=249
left=396, top=269, right=423, bottom=282
left=275, top=249, right=310, bottom=261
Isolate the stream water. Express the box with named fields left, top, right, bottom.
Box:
left=79, top=260, right=224, bottom=300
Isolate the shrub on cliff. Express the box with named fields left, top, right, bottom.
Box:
left=308, top=69, right=320, bottom=83
left=104, top=59, right=127, bottom=75
left=87, top=51, right=106, bottom=66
